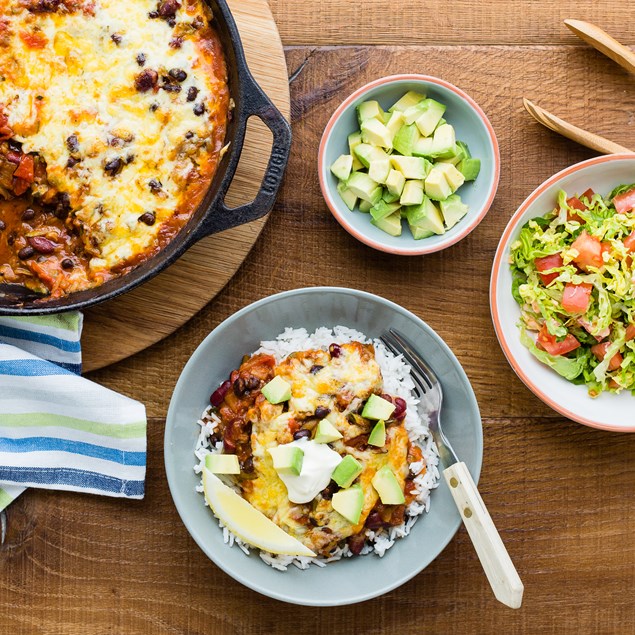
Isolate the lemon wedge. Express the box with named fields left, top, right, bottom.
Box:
left=202, top=468, right=316, bottom=557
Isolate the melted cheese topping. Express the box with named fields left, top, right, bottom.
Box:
left=0, top=0, right=228, bottom=275
left=241, top=343, right=410, bottom=556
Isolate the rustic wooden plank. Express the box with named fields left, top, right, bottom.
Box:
left=269, top=1, right=635, bottom=46
left=1, top=417, right=634, bottom=634
left=90, top=45, right=635, bottom=420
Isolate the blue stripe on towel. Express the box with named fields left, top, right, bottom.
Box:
left=0, top=437, right=146, bottom=466
left=0, top=360, right=74, bottom=377
left=1, top=466, right=145, bottom=497
left=0, top=325, right=82, bottom=353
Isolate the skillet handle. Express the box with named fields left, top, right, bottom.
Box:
left=193, top=74, right=291, bottom=239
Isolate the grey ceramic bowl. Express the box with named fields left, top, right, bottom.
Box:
left=165, top=287, right=483, bottom=606
left=318, top=75, right=500, bottom=255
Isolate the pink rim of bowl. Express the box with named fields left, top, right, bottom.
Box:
left=318, top=74, right=501, bottom=255
left=490, top=153, right=635, bottom=432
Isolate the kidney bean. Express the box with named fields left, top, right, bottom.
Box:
left=17, top=246, right=35, bottom=260
left=169, top=36, right=183, bottom=49
left=66, top=156, right=80, bottom=168
left=136, top=52, right=146, bottom=66
left=193, top=103, right=205, bottom=116
left=241, top=456, right=254, bottom=473
left=223, top=436, right=236, bottom=454
left=365, top=512, right=385, bottom=530
left=293, top=429, right=311, bottom=440
left=245, top=376, right=260, bottom=391
left=186, top=86, right=199, bottom=102
left=210, top=380, right=231, bottom=407
left=148, top=178, right=162, bottom=193
left=0, top=220, right=5, bottom=231
left=28, top=236, right=56, bottom=254
left=329, top=343, right=342, bottom=358
left=21, top=208, right=36, bottom=221
left=7, top=233, right=15, bottom=246
left=168, top=68, right=187, bottom=82
left=380, top=393, right=393, bottom=404
left=8, top=139, right=22, bottom=153
left=314, top=406, right=330, bottom=419
left=139, top=211, right=156, bottom=228
left=110, top=33, right=122, bottom=45
left=233, top=377, right=246, bottom=397
left=157, top=0, right=180, bottom=17
left=167, top=17, right=176, bottom=27
left=7, top=151, right=21, bottom=164
left=347, top=534, right=366, bottom=556
left=134, top=69, right=158, bottom=92
left=61, top=258, right=74, bottom=270
left=162, top=82, right=181, bottom=93
left=104, top=157, right=123, bottom=176
left=309, top=364, right=323, bottom=374
left=393, top=397, right=407, bottom=420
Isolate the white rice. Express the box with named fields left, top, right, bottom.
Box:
left=194, top=326, right=440, bottom=570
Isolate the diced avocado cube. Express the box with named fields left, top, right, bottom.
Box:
left=370, top=199, right=400, bottom=221
left=336, top=182, right=358, bottom=211
left=402, top=101, right=427, bottom=126
left=353, top=143, right=389, bottom=169
left=368, top=158, right=391, bottom=184
left=440, top=194, right=469, bottom=229
left=347, top=172, right=382, bottom=204
left=368, top=420, right=386, bottom=447
left=456, top=140, right=471, bottom=159
left=205, top=453, right=241, bottom=475
left=268, top=445, right=304, bottom=476
left=435, top=162, right=465, bottom=192
left=414, top=98, right=447, bottom=137
left=390, top=155, right=430, bottom=180
left=357, top=100, right=384, bottom=125
left=412, top=136, right=435, bottom=158
left=361, top=118, right=393, bottom=149
left=389, top=90, right=426, bottom=113
left=371, top=465, right=405, bottom=505
left=392, top=123, right=420, bottom=156
left=385, top=110, right=405, bottom=139
left=431, top=123, right=457, bottom=159
left=361, top=394, right=396, bottom=420
left=332, top=455, right=363, bottom=488
left=435, top=117, right=447, bottom=129
left=314, top=419, right=343, bottom=443
left=331, top=484, right=364, bottom=524
left=406, top=196, right=446, bottom=236
left=424, top=165, right=453, bottom=201
left=437, top=155, right=462, bottom=166
left=348, top=131, right=364, bottom=170
left=382, top=189, right=401, bottom=204
left=458, top=157, right=481, bottom=181
left=400, top=180, right=424, bottom=206
left=330, top=154, right=353, bottom=181
left=371, top=211, right=402, bottom=237
left=385, top=169, right=406, bottom=197
left=262, top=376, right=292, bottom=404
left=358, top=199, right=372, bottom=213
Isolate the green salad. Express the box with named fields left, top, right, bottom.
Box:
left=510, top=183, right=635, bottom=396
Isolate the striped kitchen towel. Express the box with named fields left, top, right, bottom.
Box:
left=0, top=314, right=147, bottom=511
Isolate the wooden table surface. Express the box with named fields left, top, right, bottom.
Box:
left=3, top=2, right=635, bottom=633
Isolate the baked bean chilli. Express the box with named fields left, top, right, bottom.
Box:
left=0, top=0, right=229, bottom=298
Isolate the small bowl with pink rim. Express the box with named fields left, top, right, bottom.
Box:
left=318, top=74, right=500, bottom=255
left=490, top=154, right=635, bottom=432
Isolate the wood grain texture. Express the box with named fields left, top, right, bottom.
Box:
left=80, top=0, right=290, bottom=372
left=269, top=0, right=635, bottom=45
left=4, top=6, right=635, bottom=634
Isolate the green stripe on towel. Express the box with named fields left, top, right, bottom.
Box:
left=0, top=413, right=146, bottom=439
left=0, top=488, right=14, bottom=511
left=8, top=314, right=82, bottom=332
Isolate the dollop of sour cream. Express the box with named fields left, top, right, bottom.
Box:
left=276, top=439, right=342, bottom=504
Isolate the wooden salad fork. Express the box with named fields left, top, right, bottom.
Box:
left=380, top=329, right=524, bottom=609
left=523, top=20, right=635, bottom=155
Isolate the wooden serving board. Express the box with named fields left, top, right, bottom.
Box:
left=81, top=0, right=290, bottom=373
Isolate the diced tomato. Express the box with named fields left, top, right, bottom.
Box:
left=591, top=341, right=623, bottom=371
left=6, top=151, right=21, bottom=165
left=581, top=188, right=595, bottom=201
left=537, top=325, right=581, bottom=356
left=624, top=231, right=635, bottom=252
left=561, top=283, right=592, bottom=314
left=626, top=324, right=635, bottom=341
left=614, top=188, right=635, bottom=214
left=12, top=178, right=29, bottom=196
left=19, top=30, right=48, bottom=49
left=13, top=154, right=34, bottom=182
left=534, top=253, right=563, bottom=285
left=566, top=196, right=585, bottom=222
left=571, top=231, right=603, bottom=270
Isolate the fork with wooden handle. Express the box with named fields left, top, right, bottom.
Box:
left=381, top=329, right=524, bottom=609
left=524, top=20, right=635, bottom=154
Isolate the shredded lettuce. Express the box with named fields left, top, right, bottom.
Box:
left=510, top=187, right=635, bottom=396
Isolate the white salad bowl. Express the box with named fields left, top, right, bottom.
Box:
left=490, top=154, right=635, bottom=432
left=165, top=287, right=482, bottom=605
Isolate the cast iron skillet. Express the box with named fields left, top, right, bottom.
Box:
left=0, top=0, right=291, bottom=315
